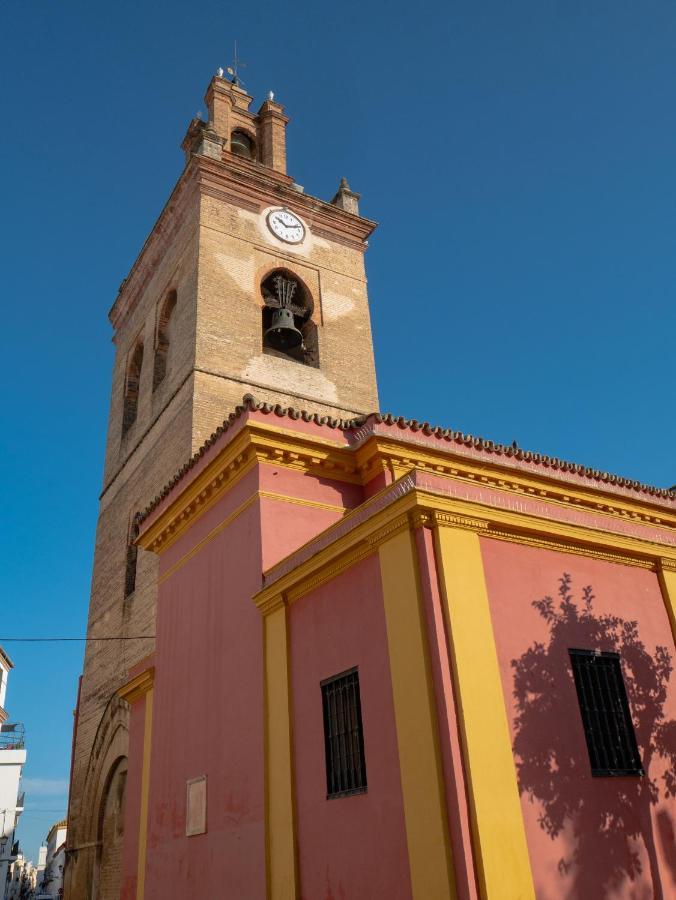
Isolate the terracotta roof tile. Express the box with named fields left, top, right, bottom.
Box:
left=138, top=394, right=676, bottom=525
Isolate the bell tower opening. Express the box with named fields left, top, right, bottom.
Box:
left=231, top=129, right=256, bottom=160
left=261, top=269, right=319, bottom=368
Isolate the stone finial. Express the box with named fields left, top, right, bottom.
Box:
left=331, top=177, right=361, bottom=215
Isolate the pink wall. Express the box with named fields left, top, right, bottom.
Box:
left=143, top=458, right=367, bottom=899
left=481, top=537, right=676, bottom=900
left=145, top=494, right=266, bottom=899
left=288, top=554, right=413, bottom=900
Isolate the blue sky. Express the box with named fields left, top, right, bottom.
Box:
left=1, top=0, right=675, bottom=861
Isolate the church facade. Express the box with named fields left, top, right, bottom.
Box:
left=66, top=71, right=676, bottom=900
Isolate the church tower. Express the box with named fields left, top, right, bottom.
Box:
left=65, top=71, right=379, bottom=900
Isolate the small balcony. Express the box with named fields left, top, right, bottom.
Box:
left=0, top=723, right=25, bottom=750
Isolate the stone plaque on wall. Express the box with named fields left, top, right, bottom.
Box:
left=186, top=775, right=207, bottom=836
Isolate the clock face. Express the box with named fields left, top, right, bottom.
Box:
left=267, top=208, right=305, bottom=244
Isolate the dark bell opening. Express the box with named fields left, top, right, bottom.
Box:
left=231, top=130, right=254, bottom=159
left=261, top=270, right=319, bottom=368
left=265, top=307, right=303, bottom=350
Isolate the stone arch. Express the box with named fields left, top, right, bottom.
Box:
left=73, top=694, right=130, bottom=899
left=92, top=755, right=128, bottom=900
left=153, top=289, right=177, bottom=391
left=122, top=338, right=144, bottom=438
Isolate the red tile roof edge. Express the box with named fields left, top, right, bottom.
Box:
left=137, top=393, right=676, bottom=525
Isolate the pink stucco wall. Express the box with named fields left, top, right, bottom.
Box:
left=142, top=458, right=367, bottom=898
left=146, top=494, right=266, bottom=898
left=481, top=537, right=676, bottom=900
left=288, top=554, right=413, bottom=900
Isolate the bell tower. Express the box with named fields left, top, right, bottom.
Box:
left=175, top=73, right=379, bottom=449
left=65, top=70, right=379, bottom=900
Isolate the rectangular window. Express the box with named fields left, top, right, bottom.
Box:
left=569, top=649, right=643, bottom=777
left=321, top=667, right=367, bottom=798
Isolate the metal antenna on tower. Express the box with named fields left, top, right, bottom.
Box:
left=226, top=41, right=247, bottom=88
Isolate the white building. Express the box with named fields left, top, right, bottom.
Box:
left=5, top=851, right=36, bottom=899
left=35, top=844, right=47, bottom=894
left=37, top=821, right=66, bottom=899
left=0, top=648, right=26, bottom=899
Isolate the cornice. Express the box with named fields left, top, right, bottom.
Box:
left=355, top=436, right=676, bottom=533
left=117, top=668, right=155, bottom=704
left=137, top=420, right=357, bottom=554
left=195, top=155, right=377, bottom=248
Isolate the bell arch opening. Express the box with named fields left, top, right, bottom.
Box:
left=231, top=129, right=256, bottom=160
left=261, top=269, right=319, bottom=368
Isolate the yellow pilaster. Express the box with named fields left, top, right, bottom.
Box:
left=137, top=687, right=153, bottom=900
left=264, top=601, right=297, bottom=900
left=657, top=559, right=676, bottom=644
left=435, top=526, right=535, bottom=900
left=378, top=527, right=456, bottom=900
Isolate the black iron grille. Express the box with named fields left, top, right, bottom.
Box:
left=321, top=668, right=367, bottom=798
left=569, top=649, right=643, bottom=777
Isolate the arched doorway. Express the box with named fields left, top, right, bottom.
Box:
left=92, top=756, right=128, bottom=900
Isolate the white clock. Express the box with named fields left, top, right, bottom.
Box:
left=267, top=208, right=305, bottom=244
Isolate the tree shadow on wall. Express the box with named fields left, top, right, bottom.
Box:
left=511, top=574, right=676, bottom=900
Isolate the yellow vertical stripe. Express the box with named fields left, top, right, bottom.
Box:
left=435, top=527, right=534, bottom=900
left=657, top=563, right=676, bottom=644
left=378, top=528, right=456, bottom=900
left=137, top=687, right=154, bottom=900
left=264, top=603, right=297, bottom=900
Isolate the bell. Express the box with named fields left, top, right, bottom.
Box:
left=265, top=307, right=303, bottom=351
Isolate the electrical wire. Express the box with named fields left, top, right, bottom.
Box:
left=0, top=636, right=155, bottom=642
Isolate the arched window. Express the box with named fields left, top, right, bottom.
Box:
left=231, top=129, right=255, bottom=160
left=261, top=269, right=319, bottom=368
left=124, top=514, right=141, bottom=598
left=121, top=340, right=144, bottom=438
left=153, top=290, right=177, bottom=391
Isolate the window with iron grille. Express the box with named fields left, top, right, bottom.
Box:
left=569, top=649, right=643, bottom=777
left=321, top=668, right=367, bottom=798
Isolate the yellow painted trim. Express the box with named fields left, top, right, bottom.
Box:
left=137, top=686, right=154, bottom=900
left=657, top=559, right=676, bottom=644
left=254, top=484, right=676, bottom=617
left=118, top=668, right=155, bottom=704
left=355, top=435, right=676, bottom=528
left=158, top=493, right=258, bottom=584
left=378, top=529, right=456, bottom=899
left=258, top=490, right=347, bottom=515
left=264, top=603, right=297, bottom=900
left=138, top=421, right=359, bottom=554
left=435, top=527, right=534, bottom=900
left=139, top=421, right=675, bottom=558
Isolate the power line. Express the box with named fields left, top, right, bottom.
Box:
left=0, top=636, right=155, bottom=642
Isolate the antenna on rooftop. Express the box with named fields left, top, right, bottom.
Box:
left=226, top=40, right=247, bottom=88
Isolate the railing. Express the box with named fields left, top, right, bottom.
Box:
left=0, top=723, right=25, bottom=749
